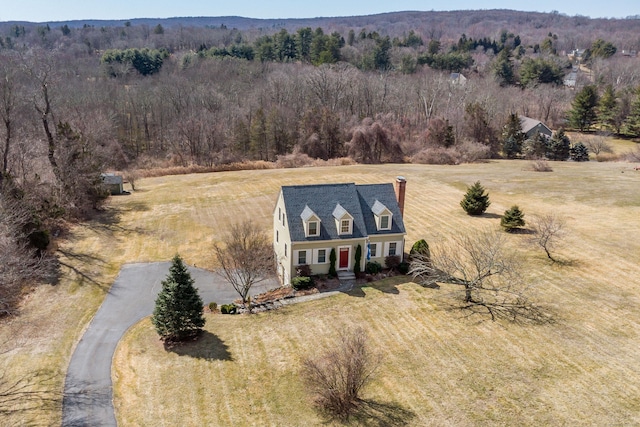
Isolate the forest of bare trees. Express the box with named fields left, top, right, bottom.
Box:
left=0, top=10, right=639, bottom=312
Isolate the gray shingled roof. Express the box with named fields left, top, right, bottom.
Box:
left=520, top=116, right=552, bottom=136
left=520, top=116, right=541, bottom=134
left=281, top=182, right=405, bottom=243
left=356, top=184, right=405, bottom=236
left=101, top=173, right=123, bottom=185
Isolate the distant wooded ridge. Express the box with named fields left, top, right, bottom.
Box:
left=1, top=9, right=639, bottom=32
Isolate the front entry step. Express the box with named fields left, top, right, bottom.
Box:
left=337, top=271, right=356, bottom=281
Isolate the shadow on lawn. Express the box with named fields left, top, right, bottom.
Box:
left=164, top=331, right=233, bottom=361
left=55, top=249, right=110, bottom=290
left=84, top=204, right=149, bottom=236
left=344, top=275, right=409, bottom=298
left=348, top=399, right=416, bottom=426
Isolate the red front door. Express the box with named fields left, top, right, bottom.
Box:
left=339, top=248, right=349, bottom=269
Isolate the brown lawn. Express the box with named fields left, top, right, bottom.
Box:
left=1, top=159, right=640, bottom=425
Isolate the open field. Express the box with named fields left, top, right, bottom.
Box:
left=1, top=159, right=640, bottom=425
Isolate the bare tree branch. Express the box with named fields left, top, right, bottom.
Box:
left=213, top=220, right=275, bottom=310
left=410, top=230, right=550, bottom=324
left=528, top=213, right=566, bottom=262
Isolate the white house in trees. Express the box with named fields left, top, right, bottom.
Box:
left=273, top=177, right=407, bottom=286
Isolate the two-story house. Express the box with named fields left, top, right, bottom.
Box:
left=273, top=177, right=407, bottom=285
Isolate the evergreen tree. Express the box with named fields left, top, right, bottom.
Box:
left=152, top=255, right=205, bottom=342
left=589, top=38, right=617, bottom=59
left=547, top=128, right=571, bottom=161
left=329, top=248, right=337, bottom=277
left=522, top=133, right=548, bottom=159
left=501, top=113, right=524, bottom=158
left=296, top=27, right=313, bottom=62
left=249, top=107, right=268, bottom=160
left=598, top=85, right=619, bottom=132
left=569, top=85, right=599, bottom=132
left=503, top=137, right=521, bottom=159
left=519, top=57, right=563, bottom=86
left=460, top=181, right=491, bottom=215
left=501, top=205, right=525, bottom=232
left=354, top=244, right=362, bottom=275
left=623, top=87, right=640, bottom=138
left=410, top=239, right=431, bottom=262
left=569, top=142, right=590, bottom=161
left=492, top=48, right=515, bottom=86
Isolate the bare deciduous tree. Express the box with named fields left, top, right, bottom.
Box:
left=301, top=327, right=381, bottom=421
left=410, top=230, right=547, bottom=323
left=0, top=195, right=57, bottom=315
left=529, top=214, right=566, bottom=262
left=213, top=220, right=275, bottom=310
left=583, top=135, right=613, bottom=156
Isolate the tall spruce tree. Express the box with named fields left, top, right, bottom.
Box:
left=460, top=181, right=491, bottom=215
left=501, top=113, right=524, bottom=158
left=522, top=133, right=549, bottom=159
left=501, top=205, right=525, bottom=232
left=492, top=48, right=515, bottom=86
left=624, top=86, right=640, bottom=138
left=569, top=85, right=599, bottom=132
left=547, top=128, right=571, bottom=161
left=152, top=255, right=205, bottom=342
left=598, top=85, right=619, bottom=132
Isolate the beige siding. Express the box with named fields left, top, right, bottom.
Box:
left=368, top=234, right=406, bottom=264
left=273, top=191, right=292, bottom=285
left=291, top=238, right=366, bottom=276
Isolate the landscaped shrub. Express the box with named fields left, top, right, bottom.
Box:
left=296, top=264, right=312, bottom=277
left=410, top=239, right=431, bottom=260
left=365, top=261, right=382, bottom=275
left=398, top=262, right=410, bottom=274
left=220, top=304, right=237, bottom=314
left=208, top=302, right=218, bottom=312
left=354, top=244, right=362, bottom=276
left=329, top=248, right=337, bottom=277
left=292, top=276, right=314, bottom=290
left=385, top=255, right=401, bottom=270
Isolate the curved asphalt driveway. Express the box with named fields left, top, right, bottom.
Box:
left=62, top=262, right=275, bottom=426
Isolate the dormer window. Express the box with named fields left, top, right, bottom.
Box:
left=301, top=205, right=321, bottom=238
left=371, top=200, right=392, bottom=231
left=308, top=221, right=319, bottom=236
left=380, top=215, right=390, bottom=229
left=333, top=203, right=353, bottom=235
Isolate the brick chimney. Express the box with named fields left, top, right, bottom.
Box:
left=394, top=176, right=406, bottom=217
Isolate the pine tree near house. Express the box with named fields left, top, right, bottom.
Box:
left=569, top=142, right=590, bottom=162
left=329, top=248, right=337, bottom=278
left=547, top=128, right=571, bottom=161
left=460, top=181, right=491, bottom=216
left=569, top=85, right=599, bottom=132
left=598, top=85, right=619, bottom=133
left=501, top=113, right=524, bottom=158
left=501, top=205, right=525, bottom=232
left=624, top=86, right=640, bottom=138
left=152, top=255, right=205, bottom=342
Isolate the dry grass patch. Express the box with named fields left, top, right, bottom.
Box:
left=2, top=160, right=640, bottom=425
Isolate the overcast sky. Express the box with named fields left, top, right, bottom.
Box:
left=0, top=0, right=637, bottom=22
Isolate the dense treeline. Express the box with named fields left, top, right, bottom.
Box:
left=1, top=11, right=640, bottom=311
